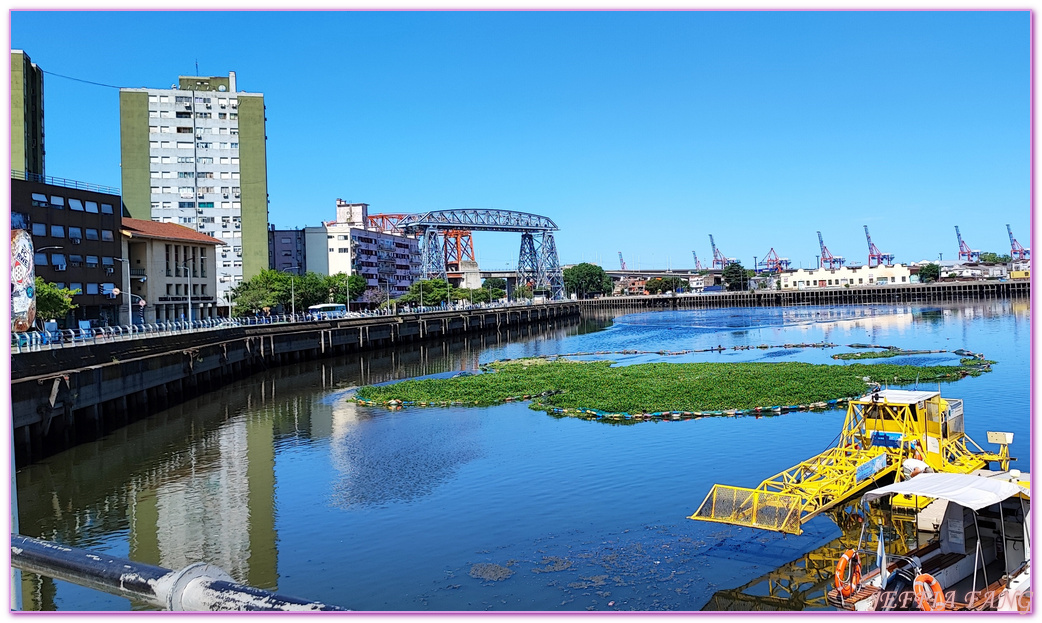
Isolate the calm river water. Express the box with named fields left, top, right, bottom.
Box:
left=16, top=300, right=1030, bottom=611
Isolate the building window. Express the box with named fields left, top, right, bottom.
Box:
left=177, top=141, right=193, bottom=149
left=52, top=253, right=66, bottom=267
left=95, top=202, right=107, bottom=214
left=198, top=202, right=214, bottom=208
left=86, top=229, right=99, bottom=241
left=34, top=252, right=48, bottom=265
left=86, top=255, right=99, bottom=267
left=69, top=198, right=84, bottom=211
left=178, top=156, right=194, bottom=163
left=50, top=196, right=65, bottom=208
left=101, top=230, right=114, bottom=242
left=69, top=255, right=83, bottom=267
left=178, top=171, right=195, bottom=178
left=86, top=283, right=99, bottom=295
left=31, top=193, right=48, bottom=207
left=179, top=201, right=196, bottom=208
left=176, top=111, right=192, bottom=118
left=70, top=283, right=82, bottom=293
left=69, top=227, right=82, bottom=240
left=31, top=222, right=47, bottom=236
left=50, top=225, right=65, bottom=238
left=198, top=142, right=212, bottom=149
left=338, top=248, right=349, bottom=253
left=177, top=127, right=193, bottom=134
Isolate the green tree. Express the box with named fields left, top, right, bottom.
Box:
left=645, top=276, right=686, bottom=294
left=723, top=262, right=749, bottom=291
left=513, top=284, right=534, bottom=299
left=483, top=277, right=507, bottom=291
left=918, top=263, right=941, bottom=283
left=34, top=277, right=79, bottom=325
left=229, top=270, right=283, bottom=315
left=979, top=252, right=1012, bottom=264
left=325, top=273, right=367, bottom=304
left=563, top=263, right=613, bottom=298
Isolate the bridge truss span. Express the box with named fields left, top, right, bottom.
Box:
left=398, top=209, right=559, bottom=233
left=398, top=208, right=564, bottom=300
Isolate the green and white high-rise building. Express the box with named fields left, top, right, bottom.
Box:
left=11, top=49, right=45, bottom=176
left=120, top=71, right=268, bottom=307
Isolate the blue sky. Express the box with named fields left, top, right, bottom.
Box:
left=10, top=10, right=1030, bottom=270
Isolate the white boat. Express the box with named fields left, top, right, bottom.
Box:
left=828, top=472, right=1030, bottom=612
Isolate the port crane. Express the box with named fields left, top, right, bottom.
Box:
left=709, top=234, right=737, bottom=269
left=1007, top=224, right=1029, bottom=260
left=756, top=248, right=791, bottom=273
left=816, top=231, right=845, bottom=269
left=863, top=225, right=894, bottom=268
left=955, top=226, right=980, bottom=262
left=618, top=251, right=627, bottom=271
left=691, top=250, right=704, bottom=271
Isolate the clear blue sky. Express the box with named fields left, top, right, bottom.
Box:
left=11, top=10, right=1030, bottom=270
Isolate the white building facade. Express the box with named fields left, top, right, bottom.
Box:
left=302, top=200, right=421, bottom=297
left=779, top=264, right=914, bottom=290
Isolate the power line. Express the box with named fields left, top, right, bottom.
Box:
left=41, top=69, right=122, bottom=90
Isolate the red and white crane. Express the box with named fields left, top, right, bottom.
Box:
left=864, top=225, right=895, bottom=268
left=955, top=226, right=980, bottom=262
left=1007, top=224, right=1029, bottom=260
left=817, top=231, right=845, bottom=269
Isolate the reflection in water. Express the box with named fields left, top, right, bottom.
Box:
left=14, top=302, right=1027, bottom=611
left=16, top=318, right=593, bottom=610
left=703, top=505, right=926, bottom=611
left=329, top=402, right=483, bottom=508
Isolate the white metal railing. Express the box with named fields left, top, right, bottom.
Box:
left=10, top=300, right=561, bottom=354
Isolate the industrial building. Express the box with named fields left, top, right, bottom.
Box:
left=119, top=71, right=269, bottom=309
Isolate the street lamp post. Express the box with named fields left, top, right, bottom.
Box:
left=114, top=257, right=130, bottom=325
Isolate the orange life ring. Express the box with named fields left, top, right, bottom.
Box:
left=913, top=573, right=945, bottom=611
left=834, top=549, right=862, bottom=597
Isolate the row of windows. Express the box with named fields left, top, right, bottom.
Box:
left=149, top=155, right=239, bottom=165
left=150, top=170, right=241, bottom=179
left=148, top=140, right=239, bottom=150
left=165, top=283, right=208, bottom=296
left=149, top=94, right=239, bottom=107
left=31, top=223, right=114, bottom=242
left=36, top=252, right=115, bottom=269
left=30, top=193, right=115, bottom=214
left=149, top=110, right=239, bottom=120
left=152, top=201, right=242, bottom=210
left=149, top=125, right=239, bottom=136
left=150, top=185, right=240, bottom=194
left=49, top=282, right=116, bottom=296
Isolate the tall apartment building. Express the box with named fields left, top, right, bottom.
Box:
left=302, top=200, right=420, bottom=296
left=119, top=71, right=268, bottom=305
left=12, top=50, right=45, bottom=176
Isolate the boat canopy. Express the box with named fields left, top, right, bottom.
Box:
left=862, top=472, right=1028, bottom=510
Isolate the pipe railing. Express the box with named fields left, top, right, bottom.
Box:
left=11, top=535, right=344, bottom=611
left=12, top=300, right=560, bottom=353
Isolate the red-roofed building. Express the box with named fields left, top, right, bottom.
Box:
left=121, top=218, right=225, bottom=323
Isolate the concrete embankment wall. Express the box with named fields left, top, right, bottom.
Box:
left=11, top=303, right=579, bottom=465
left=579, top=281, right=1030, bottom=311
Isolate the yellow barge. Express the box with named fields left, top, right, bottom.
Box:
left=689, top=389, right=1013, bottom=535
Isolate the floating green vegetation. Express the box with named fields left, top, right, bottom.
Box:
left=353, top=358, right=990, bottom=415
left=832, top=348, right=941, bottom=361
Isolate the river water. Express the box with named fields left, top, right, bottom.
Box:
left=16, top=301, right=1030, bottom=611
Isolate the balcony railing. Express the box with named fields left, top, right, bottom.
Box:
left=12, top=170, right=121, bottom=196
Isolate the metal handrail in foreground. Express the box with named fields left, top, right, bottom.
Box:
left=11, top=535, right=345, bottom=611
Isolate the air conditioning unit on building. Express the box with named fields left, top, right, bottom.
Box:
left=54, top=264, right=66, bottom=272
left=223, top=193, right=229, bottom=198
left=106, top=267, right=114, bottom=274
left=71, top=238, right=81, bottom=244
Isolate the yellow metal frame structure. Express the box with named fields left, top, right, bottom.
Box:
left=690, top=390, right=1009, bottom=535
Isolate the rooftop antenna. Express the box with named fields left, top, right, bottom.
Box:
left=195, top=59, right=199, bottom=75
